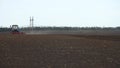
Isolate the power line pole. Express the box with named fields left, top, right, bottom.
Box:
left=30, top=16, right=34, bottom=32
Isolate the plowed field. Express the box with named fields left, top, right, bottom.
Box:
left=0, top=34, right=120, bottom=68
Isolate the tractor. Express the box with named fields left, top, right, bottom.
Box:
left=11, top=25, right=24, bottom=34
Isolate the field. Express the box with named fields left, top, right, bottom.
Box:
left=0, top=34, right=120, bottom=68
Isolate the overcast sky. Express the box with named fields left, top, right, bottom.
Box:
left=0, top=0, right=120, bottom=27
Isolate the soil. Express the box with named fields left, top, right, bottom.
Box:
left=0, top=34, right=120, bottom=68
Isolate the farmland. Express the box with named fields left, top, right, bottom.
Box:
left=0, top=34, right=120, bottom=68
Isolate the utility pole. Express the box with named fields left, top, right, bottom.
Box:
left=30, top=16, right=34, bottom=32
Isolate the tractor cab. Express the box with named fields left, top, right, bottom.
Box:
left=11, top=25, right=23, bottom=34
left=12, top=25, right=19, bottom=31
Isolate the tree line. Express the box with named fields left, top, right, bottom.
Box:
left=0, top=26, right=120, bottom=32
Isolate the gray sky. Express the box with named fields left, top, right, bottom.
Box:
left=0, top=0, right=120, bottom=27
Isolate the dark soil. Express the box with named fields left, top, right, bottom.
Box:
left=0, top=34, right=120, bottom=68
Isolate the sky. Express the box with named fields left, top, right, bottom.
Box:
left=0, top=0, right=120, bottom=27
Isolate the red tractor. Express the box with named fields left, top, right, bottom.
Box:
left=11, top=25, right=24, bottom=34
